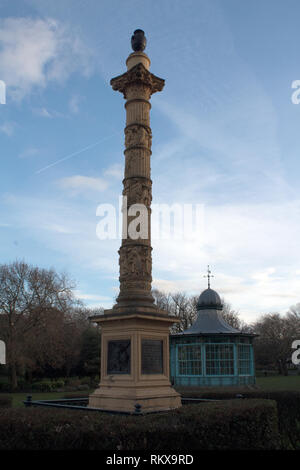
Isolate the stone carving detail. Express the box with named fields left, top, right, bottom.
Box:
left=119, top=245, right=152, bottom=280
left=110, top=63, right=165, bottom=98
left=125, top=152, right=138, bottom=175
left=123, top=178, right=152, bottom=207
left=119, top=280, right=151, bottom=292
left=125, top=125, right=152, bottom=148
left=125, top=84, right=151, bottom=101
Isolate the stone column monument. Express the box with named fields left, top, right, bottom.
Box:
left=89, top=30, right=181, bottom=413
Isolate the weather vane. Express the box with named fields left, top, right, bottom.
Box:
left=203, top=265, right=214, bottom=289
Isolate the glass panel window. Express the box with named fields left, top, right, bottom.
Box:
left=177, top=344, right=202, bottom=376
left=205, top=344, right=234, bottom=375
left=238, top=344, right=251, bottom=375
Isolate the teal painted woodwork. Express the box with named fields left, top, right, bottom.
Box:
left=169, top=286, right=256, bottom=387
left=169, top=335, right=255, bottom=387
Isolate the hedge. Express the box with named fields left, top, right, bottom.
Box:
left=177, top=388, right=300, bottom=450
left=0, top=395, right=12, bottom=408
left=0, top=399, right=280, bottom=450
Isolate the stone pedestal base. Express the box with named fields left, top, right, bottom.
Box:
left=88, top=310, right=182, bottom=413
left=89, top=385, right=181, bottom=413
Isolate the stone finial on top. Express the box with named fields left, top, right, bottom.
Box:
left=131, top=29, right=147, bottom=52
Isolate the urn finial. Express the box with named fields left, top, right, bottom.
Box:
left=131, top=29, right=146, bottom=52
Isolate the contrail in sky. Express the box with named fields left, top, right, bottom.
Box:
left=35, top=132, right=120, bottom=174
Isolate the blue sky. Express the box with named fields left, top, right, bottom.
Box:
left=1, top=0, right=300, bottom=322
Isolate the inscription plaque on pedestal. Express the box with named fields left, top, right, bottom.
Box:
left=141, top=339, right=163, bottom=374
left=107, top=339, right=131, bottom=374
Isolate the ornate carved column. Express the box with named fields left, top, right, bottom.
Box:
left=89, top=30, right=181, bottom=413
left=110, top=31, right=164, bottom=312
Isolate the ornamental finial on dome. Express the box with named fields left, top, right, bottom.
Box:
left=203, top=265, right=214, bottom=289
left=197, top=266, right=222, bottom=311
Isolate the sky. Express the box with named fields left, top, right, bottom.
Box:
left=1, top=0, right=300, bottom=322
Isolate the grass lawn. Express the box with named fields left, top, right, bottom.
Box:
left=1, top=375, right=299, bottom=408
left=9, top=391, right=93, bottom=408
left=256, top=375, right=300, bottom=391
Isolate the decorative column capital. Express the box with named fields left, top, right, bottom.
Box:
left=110, top=63, right=165, bottom=98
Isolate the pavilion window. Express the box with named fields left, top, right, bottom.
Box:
left=205, top=344, right=234, bottom=375
left=238, top=344, right=251, bottom=375
left=177, top=344, right=202, bottom=376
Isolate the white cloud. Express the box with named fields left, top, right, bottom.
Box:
left=104, top=163, right=123, bottom=179
left=32, top=107, right=66, bottom=118
left=0, top=121, right=15, bottom=136
left=58, top=175, right=108, bottom=194
left=69, top=94, right=81, bottom=114
left=33, top=107, right=53, bottom=118
left=42, top=223, right=78, bottom=234
left=150, top=199, right=300, bottom=321
left=0, top=17, right=93, bottom=100
left=74, top=291, right=111, bottom=302
left=3, top=191, right=300, bottom=322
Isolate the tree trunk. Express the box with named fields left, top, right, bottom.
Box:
left=9, top=322, right=18, bottom=390
left=10, top=362, right=18, bottom=391
left=277, top=359, right=287, bottom=376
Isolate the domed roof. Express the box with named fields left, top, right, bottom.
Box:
left=197, top=288, right=223, bottom=311
left=179, top=287, right=240, bottom=335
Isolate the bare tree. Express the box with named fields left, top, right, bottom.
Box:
left=252, top=312, right=300, bottom=375
left=0, top=260, right=78, bottom=389
left=287, top=303, right=300, bottom=321
left=153, top=289, right=197, bottom=332
left=221, top=300, right=251, bottom=332
left=152, top=289, right=251, bottom=334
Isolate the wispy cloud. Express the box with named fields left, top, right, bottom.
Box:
left=0, top=17, right=93, bottom=100
left=104, top=163, right=123, bottom=179
left=32, top=107, right=53, bottom=118
left=69, top=94, right=81, bottom=114
left=42, top=223, right=78, bottom=234
left=58, top=175, right=108, bottom=194
left=18, top=147, right=40, bottom=159
left=0, top=121, right=15, bottom=136
left=3, top=190, right=300, bottom=321
left=74, top=291, right=111, bottom=302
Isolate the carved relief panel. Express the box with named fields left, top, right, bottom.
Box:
left=119, top=245, right=152, bottom=281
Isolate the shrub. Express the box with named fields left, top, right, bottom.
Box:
left=79, top=376, right=91, bottom=386
left=176, top=388, right=300, bottom=450
left=52, top=380, right=65, bottom=389
left=31, top=381, right=54, bottom=392
left=63, top=386, right=78, bottom=392
left=77, top=384, right=89, bottom=391
left=0, top=399, right=280, bottom=450
left=66, top=377, right=81, bottom=387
